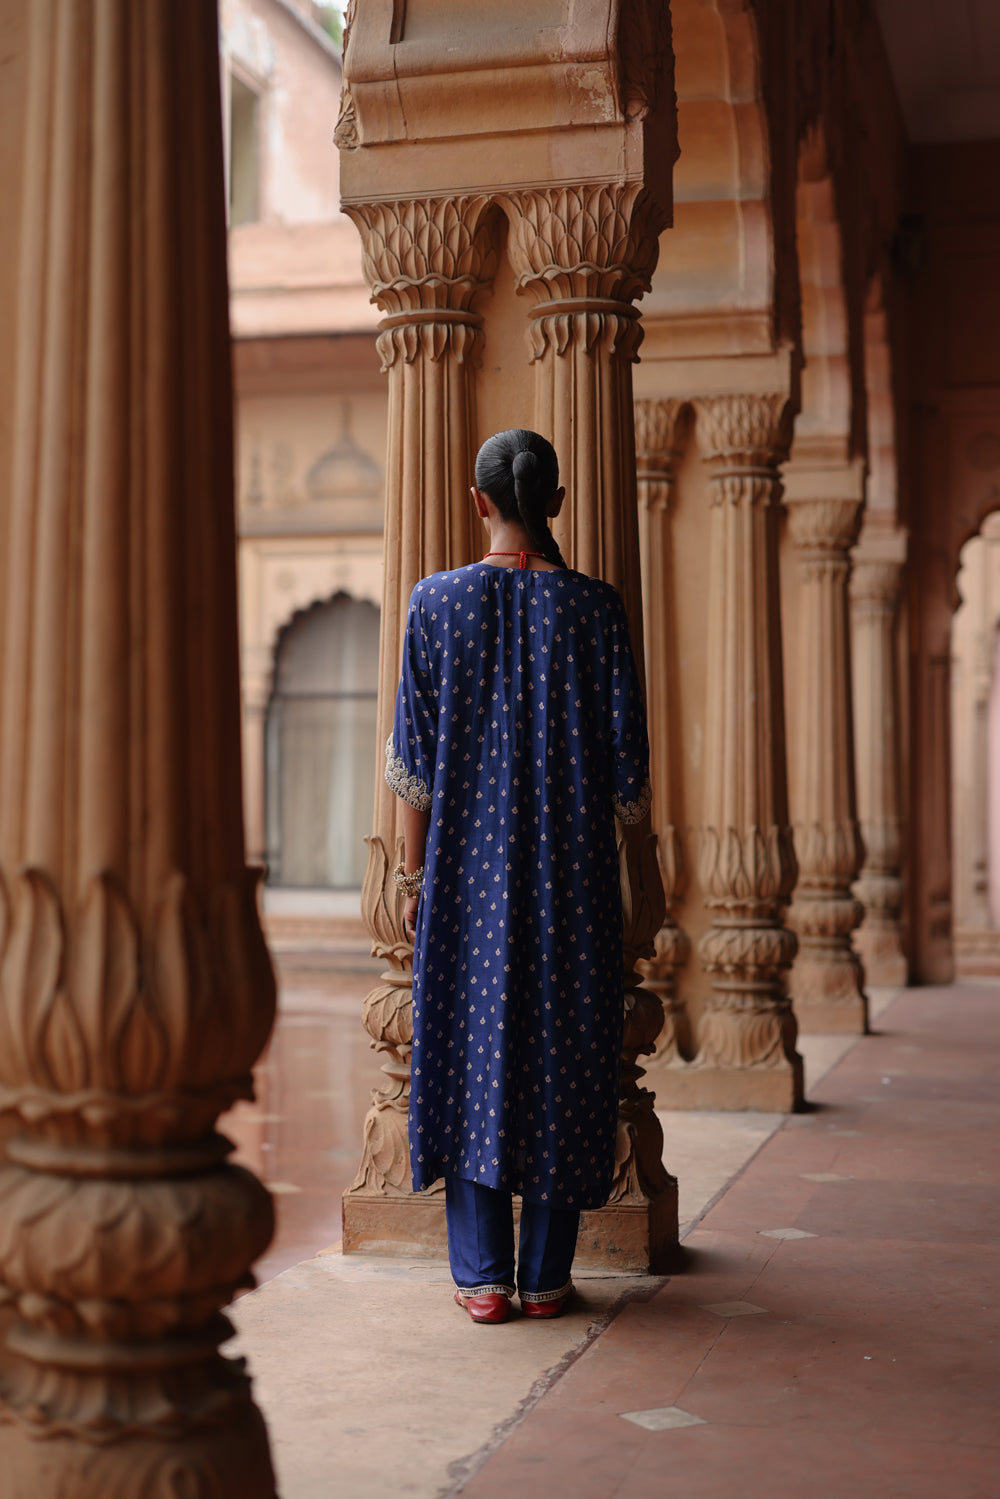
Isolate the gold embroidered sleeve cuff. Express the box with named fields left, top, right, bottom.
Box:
left=384, top=735, right=432, bottom=810
left=612, top=776, right=652, bottom=825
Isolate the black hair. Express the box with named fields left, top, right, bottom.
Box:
left=474, top=428, right=567, bottom=569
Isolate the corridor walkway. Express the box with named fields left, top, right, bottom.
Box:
left=230, top=984, right=999, bottom=1499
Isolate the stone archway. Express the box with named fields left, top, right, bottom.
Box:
left=642, top=0, right=794, bottom=362
left=265, top=592, right=380, bottom=890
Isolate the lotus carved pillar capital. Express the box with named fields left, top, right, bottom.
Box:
left=695, top=391, right=795, bottom=468
left=347, top=195, right=499, bottom=372
left=786, top=494, right=863, bottom=563
left=504, top=182, right=663, bottom=364
left=636, top=397, right=686, bottom=509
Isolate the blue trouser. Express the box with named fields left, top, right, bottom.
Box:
left=445, top=1173, right=580, bottom=1302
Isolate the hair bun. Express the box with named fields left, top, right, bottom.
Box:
left=512, top=450, right=538, bottom=480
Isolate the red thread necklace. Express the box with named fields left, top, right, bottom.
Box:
left=484, top=550, right=547, bottom=569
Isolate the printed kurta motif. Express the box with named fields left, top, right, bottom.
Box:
left=387, top=562, right=651, bottom=1210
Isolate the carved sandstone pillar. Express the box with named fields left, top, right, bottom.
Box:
left=242, top=677, right=270, bottom=868
left=504, top=186, right=677, bottom=1271
left=341, top=197, right=497, bottom=1254
left=785, top=492, right=868, bottom=1032
left=957, top=613, right=993, bottom=931
left=689, top=394, right=804, bottom=1111
left=635, top=398, right=689, bottom=1062
left=850, top=542, right=908, bottom=986
left=968, top=675, right=992, bottom=928
left=0, top=4, right=276, bottom=1493
left=505, top=184, right=661, bottom=632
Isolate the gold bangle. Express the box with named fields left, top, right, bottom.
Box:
left=393, top=862, right=424, bottom=896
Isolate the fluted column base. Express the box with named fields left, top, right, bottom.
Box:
left=342, top=1194, right=448, bottom=1258
left=854, top=917, right=908, bottom=988
left=954, top=927, right=1000, bottom=979
left=791, top=971, right=868, bottom=1032
left=576, top=1191, right=680, bottom=1274
left=853, top=869, right=907, bottom=986
left=789, top=893, right=868, bottom=1033
left=343, top=1192, right=681, bottom=1272
left=0, top=1390, right=274, bottom=1499
left=656, top=1063, right=803, bottom=1113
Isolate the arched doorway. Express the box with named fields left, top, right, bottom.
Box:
left=952, top=513, right=1000, bottom=974
left=265, top=593, right=381, bottom=888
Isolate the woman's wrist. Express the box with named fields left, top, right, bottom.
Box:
left=393, top=862, right=424, bottom=896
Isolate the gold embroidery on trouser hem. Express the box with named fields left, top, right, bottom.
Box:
left=519, top=1279, right=572, bottom=1303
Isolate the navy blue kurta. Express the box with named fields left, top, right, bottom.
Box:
left=386, top=562, right=651, bottom=1210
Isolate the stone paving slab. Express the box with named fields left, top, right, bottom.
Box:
left=458, top=986, right=1000, bottom=1499
left=228, top=992, right=899, bottom=1497
left=228, top=1254, right=658, bottom=1499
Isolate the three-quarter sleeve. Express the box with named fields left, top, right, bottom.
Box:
left=385, top=591, right=436, bottom=811
left=608, top=592, right=652, bottom=825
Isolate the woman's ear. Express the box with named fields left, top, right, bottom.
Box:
left=547, top=486, right=566, bottom=519
left=471, top=486, right=491, bottom=520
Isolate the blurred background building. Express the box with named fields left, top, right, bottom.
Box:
left=222, top=0, right=383, bottom=932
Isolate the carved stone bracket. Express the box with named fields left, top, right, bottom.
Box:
left=333, top=0, right=358, bottom=149
left=785, top=491, right=868, bottom=1032
left=688, top=394, right=804, bottom=1111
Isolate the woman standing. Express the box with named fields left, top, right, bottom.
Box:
left=385, top=429, right=652, bottom=1324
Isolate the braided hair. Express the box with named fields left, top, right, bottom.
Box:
left=474, top=429, right=568, bottom=569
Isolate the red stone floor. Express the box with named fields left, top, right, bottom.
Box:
left=220, top=951, right=385, bottom=1286
left=457, top=985, right=1000, bottom=1499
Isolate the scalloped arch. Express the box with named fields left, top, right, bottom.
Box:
left=642, top=0, right=785, bottom=356
left=259, top=572, right=382, bottom=702
left=269, top=589, right=381, bottom=693
left=793, top=126, right=858, bottom=455
left=863, top=275, right=899, bottom=520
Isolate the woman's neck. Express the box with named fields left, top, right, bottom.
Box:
left=483, top=524, right=552, bottom=566
left=485, top=520, right=536, bottom=555
left=483, top=524, right=558, bottom=570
